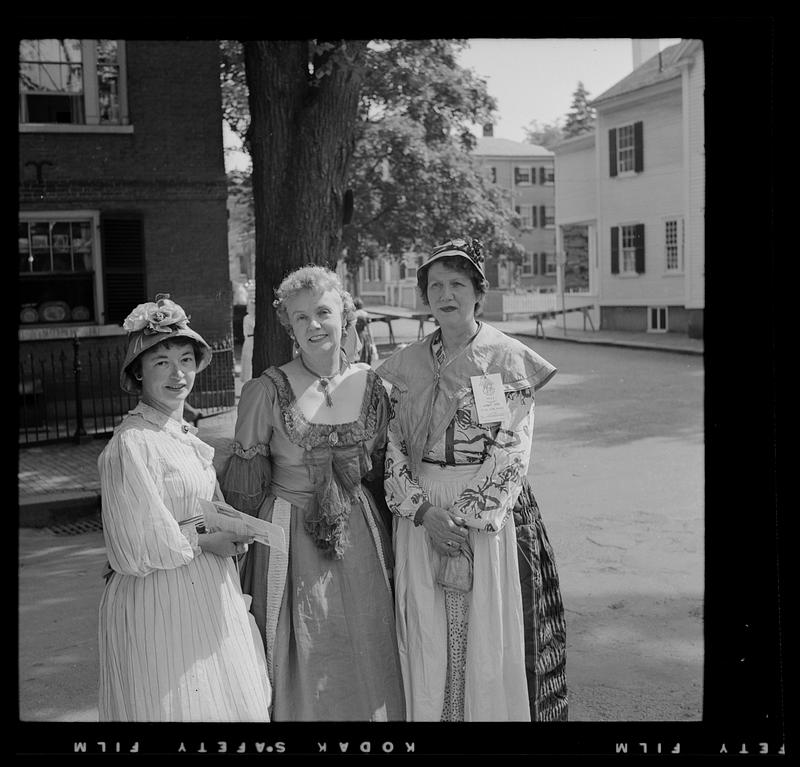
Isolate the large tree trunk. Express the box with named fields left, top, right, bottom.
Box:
left=244, top=40, right=368, bottom=375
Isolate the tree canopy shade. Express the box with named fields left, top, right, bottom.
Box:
left=342, top=40, right=525, bottom=283
left=221, top=39, right=526, bottom=369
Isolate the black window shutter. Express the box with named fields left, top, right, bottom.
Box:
left=610, top=226, right=620, bottom=274
left=539, top=166, right=546, bottom=184
left=634, top=121, right=644, bottom=173
left=539, top=253, right=546, bottom=275
left=540, top=205, right=546, bottom=227
left=101, top=215, right=147, bottom=324
left=634, top=223, right=646, bottom=273
left=531, top=205, right=537, bottom=228
left=609, top=128, right=618, bottom=177
left=533, top=252, right=539, bottom=275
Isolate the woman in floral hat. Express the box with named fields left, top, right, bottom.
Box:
left=379, top=238, right=568, bottom=722
left=97, top=294, right=271, bottom=721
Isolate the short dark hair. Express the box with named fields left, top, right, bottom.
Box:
left=417, top=255, right=490, bottom=313
left=128, top=337, right=203, bottom=384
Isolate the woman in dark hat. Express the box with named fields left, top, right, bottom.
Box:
left=379, top=238, right=568, bottom=722
left=97, top=294, right=271, bottom=721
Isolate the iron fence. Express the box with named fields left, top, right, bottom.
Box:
left=18, top=336, right=235, bottom=446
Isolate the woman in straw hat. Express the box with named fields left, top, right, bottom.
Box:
left=97, top=294, right=271, bottom=721
left=379, top=238, right=568, bottom=722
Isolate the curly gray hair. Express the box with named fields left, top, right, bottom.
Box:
left=272, top=264, right=357, bottom=335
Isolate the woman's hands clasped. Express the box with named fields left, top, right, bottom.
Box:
left=421, top=506, right=468, bottom=556
left=199, top=531, right=255, bottom=559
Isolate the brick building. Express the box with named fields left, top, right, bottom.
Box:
left=18, top=40, right=233, bottom=441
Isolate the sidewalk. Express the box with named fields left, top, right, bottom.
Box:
left=17, top=316, right=702, bottom=528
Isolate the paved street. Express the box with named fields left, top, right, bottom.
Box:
left=18, top=334, right=704, bottom=723
left=525, top=338, right=704, bottom=722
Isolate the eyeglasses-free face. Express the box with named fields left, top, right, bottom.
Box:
left=138, top=341, right=198, bottom=416
left=286, top=288, right=345, bottom=358
left=425, top=261, right=479, bottom=329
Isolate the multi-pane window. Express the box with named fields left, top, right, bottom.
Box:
left=665, top=218, right=682, bottom=271
left=611, top=223, right=644, bottom=275
left=621, top=225, right=639, bottom=273
left=489, top=166, right=497, bottom=184
left=514, top=166, right=533, bottom=185
left=363, top=257, right=383, bottom=282
left=543, top=206, right=555, bottom=228
left=616, top=124, right=636, bottom=173
left=544, top=253, right=557, bottom=275
left=19, top=39, right=125, bottom=126
left=95, top=40, right=122, bottom=122
left=610, top=121, right=643, bottom=176
left=19, top=214, right=99, bottom=324
left=521, top=252, right=534, bottom=276
left=514, top=205, right=532, bottom=230
left=399, top=261, right=417, bottom=280
left=649, top=306, right=668, bottom=332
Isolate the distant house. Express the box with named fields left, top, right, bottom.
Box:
left=471, top=126, right=557, bottom=292
left=552, top=39, right=705, bottom=337
left=18, top=39, right=234, bottom=441
left=346, top=125, right=557, bottom=309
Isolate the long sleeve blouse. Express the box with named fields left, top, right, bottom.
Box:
left=379, top=323, right=556, bottom=534
left=385, top=383, right=535, bottom=533
left=98, top=403, right=218, bottom=577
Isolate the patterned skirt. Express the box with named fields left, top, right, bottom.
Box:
left=514, top=477, right=569, bottom=721
left=419, top=468, right=569, bottom=722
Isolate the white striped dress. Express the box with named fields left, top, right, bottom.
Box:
left=97, top=402, right=271, bottom=721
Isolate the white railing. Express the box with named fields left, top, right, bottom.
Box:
left=501, top=293, right=558, bottom=315
left=502, top=292, right=597, bottom=316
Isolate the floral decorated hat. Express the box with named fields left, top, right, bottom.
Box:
left=119, top=294, right=212, bottom=393
left=417, top=237, right=486, bottom=279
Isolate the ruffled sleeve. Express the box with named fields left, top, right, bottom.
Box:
left=218, top=375, right=275, bottom=515
left=99, top=429, right=196, bottom=576
left=384, top=384, right=430, bottom=522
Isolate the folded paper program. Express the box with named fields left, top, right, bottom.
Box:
left=197, top=498, right=287, bottom=553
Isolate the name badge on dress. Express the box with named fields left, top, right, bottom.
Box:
left=470, top=373, right=509, bottom=425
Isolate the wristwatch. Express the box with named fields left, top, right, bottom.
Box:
left=181, top=515, right=207, bottom=535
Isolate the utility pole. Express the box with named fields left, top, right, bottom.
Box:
left=557, top=251, right=567, bottom=335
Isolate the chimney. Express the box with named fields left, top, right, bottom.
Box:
left=632, top=39, right=661, bottom=69
left=483, top=124, right=494, bottom=137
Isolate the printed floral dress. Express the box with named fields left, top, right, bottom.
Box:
left=380, top=323, right=567, bottom=722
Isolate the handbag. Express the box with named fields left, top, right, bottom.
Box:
left=436, top=540, right=474, bottom=592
